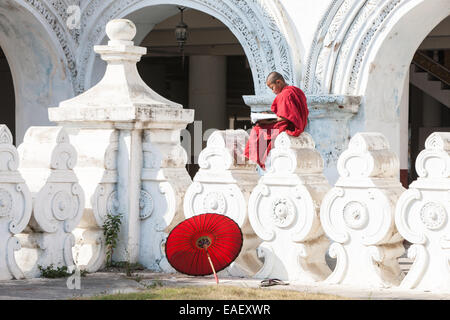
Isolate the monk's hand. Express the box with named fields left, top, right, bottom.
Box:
left=276, top=116, right=286, bottom=122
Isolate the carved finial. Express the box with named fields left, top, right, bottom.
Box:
left=0, top=125, right=13, bottom=145
left=105, top=19, right=137, bottom=45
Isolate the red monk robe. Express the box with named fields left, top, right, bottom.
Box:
left=244, top=86, right=308, bottom=169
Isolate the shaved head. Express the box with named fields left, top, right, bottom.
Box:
left=266, top=72, right=285, bottom=84
left=266, top=72, right=287, bottom=94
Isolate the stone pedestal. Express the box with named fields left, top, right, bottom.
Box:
left=320, top=132, right=405, bottom=288
left=48, top=19, right=194, bottom=267
left=248, top=132, right=332, bottom=282
left=16, top=127, right=84, bottom=278
left=395, top=132, right=450, bottom=292
left=243, top=94, right=361, bottom=186
left=0, top=125, right=32, bottom=280
left=184, top=129, right=262, bottom=277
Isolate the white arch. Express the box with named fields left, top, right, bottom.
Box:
left=77, top=0, right=300, bottom=102
left=0, top=0, right=74, bottom=144
left=353, top=0, right=449, bottom=161
left=303, top=0, right=449, bottom=175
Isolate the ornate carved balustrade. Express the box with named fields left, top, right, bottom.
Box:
left=248, top=132, right=332, bottom=282
left=0, top=115, right=447, bottom=294
left=320, top=132, right=405, bottom=288
left=184, top=129, right=262, bottom=277
left=16, top=127, right=84, bottom=278
left=395, top=132, right=450, bottom=292
left=0, top=14, right=449, bottom=296
left=0, top=125, right=32, bottom=280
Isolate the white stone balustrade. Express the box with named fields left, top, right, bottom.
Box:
left=320, top=132, right=405, bottom=288
left=15, top=127, right=85, bottom=278
left=184, top=129, right=262, bottom=277
left=0, top=125, right=32, bottom=280
left=248, top=132, right=332, bottom=282
left=0, top=13, right=445, bottom=296
left=395, top=132, right=450, bottom=292
left=68, top=129, right=119, bottom=272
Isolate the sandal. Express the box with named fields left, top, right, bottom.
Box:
left=260, top=278, right=289, bottom=287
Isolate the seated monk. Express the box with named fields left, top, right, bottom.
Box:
left=244, top=72, right=309, bottom=170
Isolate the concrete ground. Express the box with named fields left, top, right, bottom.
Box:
left=0, top=271, right=449, bottom=300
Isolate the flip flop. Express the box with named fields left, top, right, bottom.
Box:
left=260, top=278, right=289, bottom=287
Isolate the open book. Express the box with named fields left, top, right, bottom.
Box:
left=250, top=112, right=277, bottom=124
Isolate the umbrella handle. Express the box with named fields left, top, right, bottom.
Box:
left=204, top=246, right=219, bottom=285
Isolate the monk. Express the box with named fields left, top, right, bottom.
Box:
left=244, top=72, right=309, bottom=170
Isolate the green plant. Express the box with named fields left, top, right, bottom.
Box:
left=108, top=261, right=145, bottom=276
left=38, top=264, right=72, bottom=278
left=38, top=264, right=89, bottom=278
left=102, top=212, right=122, bottom=267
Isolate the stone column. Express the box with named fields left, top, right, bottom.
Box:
left=399, top=71, right=409, bottom=188
left=189, top=55, right=227, bottom=131
left=422, top=93, right=442, bottom=127
left=48, top=20, right=194, bottom=267
left=189, top=55, right=227, bottom=164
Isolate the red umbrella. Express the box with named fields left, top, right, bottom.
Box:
left=165, top=213, right=243, bottom=284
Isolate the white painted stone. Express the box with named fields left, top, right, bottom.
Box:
left=248, top=132, right=332, bottom=282
left=16, top=127, right=84, bottom=278
left=48, top=19, right=194, bottom=266
left=320, top=132, right=405, bottom=288
left=139, top=128, right=192, bottom=272
left=68, top=129, right=119, bottom=272
left=0, top=125, right=32, bottom=280
left=184, top=129, right=262, bottom=277
left=395, top=132, right=450, bottom=292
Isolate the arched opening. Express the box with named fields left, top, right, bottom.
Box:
left=0, top=1, right=74, bottom=144
left=408, top=16, right=450, bottom=184
left=0, top=46, right=15, bottom=144
left=135, top=8, right=254, bottom=176
left=353, top=0, right=450, bottom=188
left=83, top=0, right=299, bottom=109
left=110, top=6, right=254, bottom=177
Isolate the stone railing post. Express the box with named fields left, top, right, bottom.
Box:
left=0, top=125, right=32, bottom=280
left=139, top=127, right=192, bottom=272
left=70, top=129, right=119, bottom=272
left=395, top=132, right=450, bottom=292
left=320, top=132, right=405, bottom=288
left=48, top=19, right=194, bottom=266
left=183, top=129, right=262, bottom=277
left=248, top=132, right=332, bottom=282
left=16, top=127, right=84, bottom=278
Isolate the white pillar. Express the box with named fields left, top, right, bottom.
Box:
left=422, top=93, right=442, bottom=127
left=115, top=126, right=143, bottom=263
left=399, top=71, right=409, bottom=186
left=189, top=55, right=227, bottom=161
